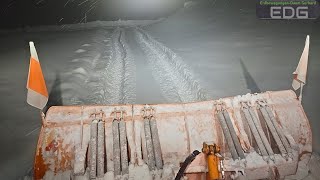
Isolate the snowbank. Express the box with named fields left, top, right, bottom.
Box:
left=0, top=19, right=165, bottom=34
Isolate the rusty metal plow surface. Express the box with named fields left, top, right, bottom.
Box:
left=34, top=90, right=312, bottom=180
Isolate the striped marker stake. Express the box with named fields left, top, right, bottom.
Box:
left=26, top=41, right=48, bottom=110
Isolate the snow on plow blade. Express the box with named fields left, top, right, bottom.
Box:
left=34, top=90, right=312, bottom=180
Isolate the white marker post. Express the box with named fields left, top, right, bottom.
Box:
left=292, top=35, right=310, bottom=102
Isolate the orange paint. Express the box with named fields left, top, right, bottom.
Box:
left=27, top=57, right=48, bottom=97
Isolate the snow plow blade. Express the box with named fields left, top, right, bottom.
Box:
left=34, top=90, right=312, bottom=180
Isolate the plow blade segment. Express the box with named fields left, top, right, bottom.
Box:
left=119, top=120, right=129, bottom=175
left=150, top=116, right=164, bottom=169
left=112, top=120, right=121, bottom=176
left=89, top=120, right=98, bottom=179
left=34, top=90, right=312, bottom=180
left=97, top=121, right=105, bottom=178
left=144, top=117, right=156, bottom=171
left=217, top=111, right=239, bottom=160
left=223, top=110, right=245, bottom=159
left=265, top=105, right=293, bottom=155
left=242, top=107, right=269, bottom=158
left=259, top=105, right=288, bottom=157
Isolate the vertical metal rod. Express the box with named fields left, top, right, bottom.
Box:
left=223, top=111, right=245, bottom=159
left=144, top=117, right=156, bottom=170
left=74, top=107, right=86, bottom=176
left=299, top=83, right=304, bottom=102
left=125, top=120, right=135, bottom=164
left=265, top=106, right=292, bottom=154
left=150, top=116, right=163, bottom=169
left=112, top=120, right=121, bottom=176
left=80, top=106, right=84, bottom=149
left=259, top=107, right=287, bottom=156
left=105, top=122, right=114, bottom=172
left=141, top=122, right=148, bottom=164
left=90, top=120, right=98, bottom=179
left=217, top=112, right=239, bottom=160
left=97, top=120, right=105, bottom=178
left=242, top=108, right=269, bottom=157
left=248, top=108, right=274, bottom=158
left=119, top=120, right=129, bottom=175
left=134, top=120, right=144, bottom=165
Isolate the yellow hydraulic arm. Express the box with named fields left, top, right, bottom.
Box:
left=202, top=142, right=223, bottom=180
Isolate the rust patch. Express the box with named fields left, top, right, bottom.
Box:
left=274, top=166, right=280, bottom=179
left=298, top=137, right=307, bottom=146
left=34, top=147, right=48, bottom=180
left=53, top=133, right=74, bottom=172
left=298, top=151, right=311, bottom=161
left=45, top=140, right=58, bottom=152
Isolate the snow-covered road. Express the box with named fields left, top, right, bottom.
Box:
left=58, top=28, right=137, bottom=105
left=53, top=27, right=207, bottom=106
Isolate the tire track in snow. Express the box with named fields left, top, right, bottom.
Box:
left=103, top=28, right=136, bottom=104
left=134, top=28, right=207, bottom=103
left=56, top=28, right=136, bottom=105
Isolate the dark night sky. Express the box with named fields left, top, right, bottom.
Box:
left=0, top=0, right=184, bottom=28
left=0, top=0, right=91, bottom=28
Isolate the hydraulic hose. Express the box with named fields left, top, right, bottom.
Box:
left=175, top=150, right=201, bottom=180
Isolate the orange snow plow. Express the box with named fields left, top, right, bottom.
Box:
left=34, top=90, right=312, bottom=180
